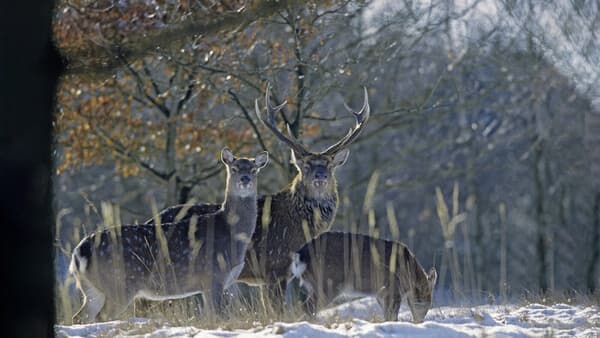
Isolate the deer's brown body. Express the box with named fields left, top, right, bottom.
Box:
left=70, top=149, right=268, bottom=323
left=286, top=232, right=437, bottom=323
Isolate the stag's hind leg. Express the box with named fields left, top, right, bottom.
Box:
left=72, top=280, right=106, bottom=324
left=261, top=279, right=288, bottom=314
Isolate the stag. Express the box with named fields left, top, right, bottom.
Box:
left=146, top=84, right=370, bottom=307
left=69, top=148, right=268, bottom=323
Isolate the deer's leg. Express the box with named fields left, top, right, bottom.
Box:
left=95, top=295, right=132, bottom=322
left=203, top=281, right=227, bottom=318
left=264, top=279, right=287, bottom=314
left=72, top=280, right=106, bottom=324
left=302, top=291, right=318, bottom=319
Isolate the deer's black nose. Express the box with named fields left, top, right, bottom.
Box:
left=240, top=175, right=251, bottom=184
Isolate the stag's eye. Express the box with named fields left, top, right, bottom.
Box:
left=231, top=166, right=239, bottom=173
left=250, top=168, right=257, bottom=174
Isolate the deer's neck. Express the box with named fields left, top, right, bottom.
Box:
left=222, top=188, right=258, bottom=234
left=289, top=176, right=338, bottom=225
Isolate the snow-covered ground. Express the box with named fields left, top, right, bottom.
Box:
left=56, top=298, right=600, bottom=337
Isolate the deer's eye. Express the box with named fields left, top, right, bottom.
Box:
left=231, top=166, right=239, bottom=173
left=251, top=168, right=257, bottom=174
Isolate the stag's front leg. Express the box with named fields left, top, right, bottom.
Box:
left=263, top=279, right=288, bottom=315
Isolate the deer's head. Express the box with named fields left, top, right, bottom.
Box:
left=255, top=84, right=370, bottom=198
left=409, top=267, right=437, bottom=323
left=221, top=147, right=269, bottom=198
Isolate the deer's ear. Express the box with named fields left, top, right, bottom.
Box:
left=221, top=147, right=235, bottom=165
left=255, top=151, right=269, bottom=169
left=332, top=149, right=350, bottom=167
left=428, top=267, right=437, bottom=289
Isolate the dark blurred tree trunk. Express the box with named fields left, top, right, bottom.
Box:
left=534, top=139, right=548, bottom=293
left=587, top=192, right=600, bottom=293
left=0, top=1, right=62, bottom=337
left=166, top=112, right=178, bottom=206
left=178, top=182, right=192, bottom=204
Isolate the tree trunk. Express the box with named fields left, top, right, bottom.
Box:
left=534, top=140, right=548, bottom=293
left=586, top=192, right=600, bottom=293
left=499, top=203, right=508, bottom=302
left=1, top=1, right=62, bottom=335
left=178, top=181, right=192, bottom=204
left=165, top=115, right=178, bottom=206
left=472, top=188, right=484, bottom=293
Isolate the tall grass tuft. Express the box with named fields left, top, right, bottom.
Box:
left=436, top=182, right=467, bottom=301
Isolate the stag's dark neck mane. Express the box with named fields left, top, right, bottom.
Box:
left=287, top=174, right=338, bottom=225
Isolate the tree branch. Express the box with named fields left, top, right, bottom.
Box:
left=227, top=88, right=285, bottom=168
left=118, top=53, right=172, bottom=118
left=62, top=0, right=307, bottom=76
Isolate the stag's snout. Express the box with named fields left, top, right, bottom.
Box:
left=312, top=180, right=327, bottom=189
left=311, top=166, right=329, bottom=189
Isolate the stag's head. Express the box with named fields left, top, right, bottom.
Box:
left=221, top=147, right=269, bottom=198
left=255, top=84, right=370, bottom=198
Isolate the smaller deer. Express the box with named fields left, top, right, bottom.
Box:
left=285, top=232, right=437, bottom=323
left=69, top=148, right=269, bottom=323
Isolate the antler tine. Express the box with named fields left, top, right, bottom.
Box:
left=322, top=87, right=370, bottom=155
left=255, top=83, right=310, bottom=156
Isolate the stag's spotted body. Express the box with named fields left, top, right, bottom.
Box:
left=69, top=149, right=268, bottom=323
left=286, top=232, right=437, bottom=323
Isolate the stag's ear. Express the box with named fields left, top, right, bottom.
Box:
left=255, top=151, right=269, bottom=169
left=221, top=147, right=235, bottom=165
left=428, top=267, right=437, bottom=290
left=332, top=149, right=349, bottom=167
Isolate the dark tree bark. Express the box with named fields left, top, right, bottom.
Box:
left=587, top=192, right=600, bottom=293
left=0, top=1, right=62, bottom=337
left=534, top=140, right=548, bottom=293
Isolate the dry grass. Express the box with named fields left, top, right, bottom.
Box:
left=54, top=200, right=297, bottom=328
left=54, top=184, right=600, bottom=328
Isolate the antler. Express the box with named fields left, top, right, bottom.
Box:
left=321, top=87, right=370, bottom=155
left=255, top=83, right=310, bottom=156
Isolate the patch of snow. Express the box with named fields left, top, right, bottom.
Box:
left=56, top=299, right=600, bottom=337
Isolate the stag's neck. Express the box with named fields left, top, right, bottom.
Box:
left=290, top=175, right=338, bottom=217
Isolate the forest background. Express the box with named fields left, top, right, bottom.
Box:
left=52, top=0, right=600, bottom=322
